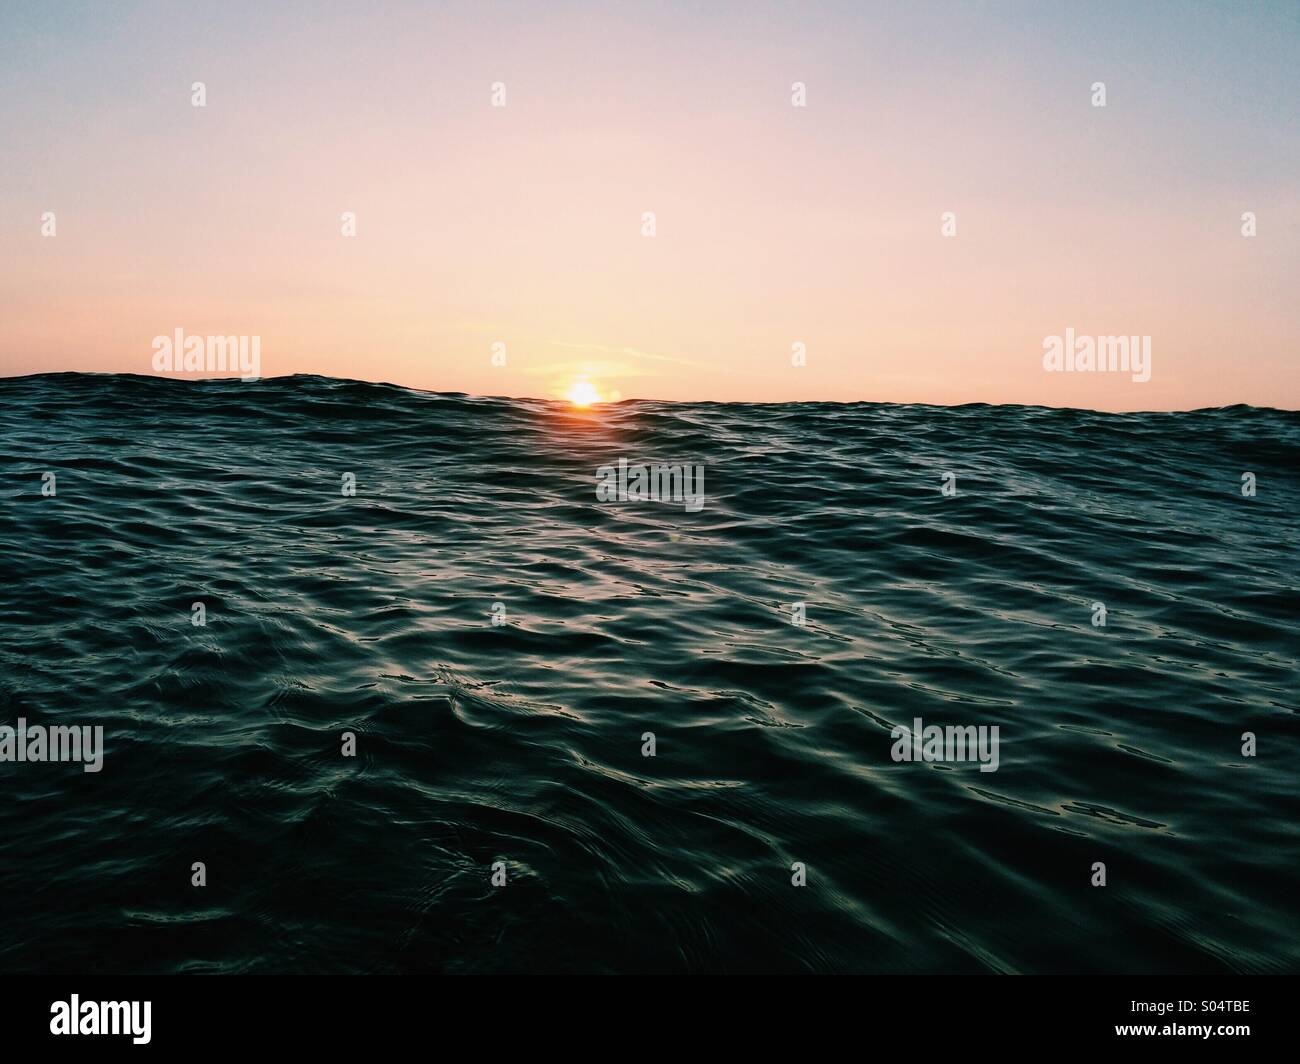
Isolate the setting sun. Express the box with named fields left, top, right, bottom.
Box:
left=566, top=381, right=600, bottom=407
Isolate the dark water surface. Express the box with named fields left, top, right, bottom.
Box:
left=1, top=373, right=1297, bottom=973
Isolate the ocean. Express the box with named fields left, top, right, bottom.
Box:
left=1, top=372, right=1297, bottom=973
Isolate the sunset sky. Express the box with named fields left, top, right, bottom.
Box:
left=2, top=0, right=1297, bottom=409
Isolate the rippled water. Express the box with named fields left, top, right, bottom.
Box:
left=1, top=372, right=1297, bottom=973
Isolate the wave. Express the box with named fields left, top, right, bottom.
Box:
left=1, top=372, right=1297, bottom=972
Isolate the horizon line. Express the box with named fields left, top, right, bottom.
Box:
left=3, top=370, right=1296, bottom=416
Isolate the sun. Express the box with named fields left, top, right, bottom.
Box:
left=566, top=380, right=601, bottom=407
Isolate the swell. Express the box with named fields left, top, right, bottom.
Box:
left=0, top=373, right=1297, bottom=973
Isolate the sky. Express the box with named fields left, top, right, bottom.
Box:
left=1, top=0, right=1297, bottom=409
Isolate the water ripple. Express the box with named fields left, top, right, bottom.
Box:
left=1, top=373, right=1297, bottom=973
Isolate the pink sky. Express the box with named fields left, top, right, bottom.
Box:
left=2, top=1, right=1297, bottom=409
